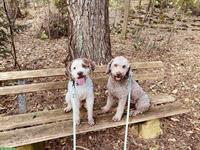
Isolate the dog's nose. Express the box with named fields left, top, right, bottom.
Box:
left=77, top=71, right=83, bottom=76
left=116, top=72, right=122, bottom=76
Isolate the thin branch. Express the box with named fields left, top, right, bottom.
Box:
left=138, top=0, right=142, bottom=11
left=76, top=145, right=90, bottom=150
left=3, top=0, right=20, bottom=69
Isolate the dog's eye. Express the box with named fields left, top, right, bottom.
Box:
left=114, top=64, right=118, bottom=67
left=82, top=64, right=88, bottom=68
left=122, top=65, right=126, bottom=69
left=73, top=67, right=76, bottom=70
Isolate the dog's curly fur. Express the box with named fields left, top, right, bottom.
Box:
left=102, top=56, right=151, bottom=121
left=64, top=58, right=95, bottom=126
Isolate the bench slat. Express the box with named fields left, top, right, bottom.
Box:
left=0, top=81, right=66, bottom=96
left=0, top=102, right=189, bottom=147
left=0, top=72, right=164, bottom=95
left=95, top=72, right=164, bottom=86
left=151, top=94, right=175, bottom=105
left=0, top=61, right=163, bottom=81
left=0, top=95, right=175, bottom=131
left=95, top=61, right=164, bottom=73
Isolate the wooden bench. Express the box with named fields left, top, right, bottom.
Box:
left=0, top=61, right=189, bottom=148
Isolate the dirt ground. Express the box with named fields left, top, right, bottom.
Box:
left=0, top=4, right=200, bottom=150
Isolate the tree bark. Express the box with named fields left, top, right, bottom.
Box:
left=67, top=0, right=112, bottom=64
left=9, top=0, right=23, bottom=19
left=138, top=0, right=142, bottom=11
left=121, top=0, right=130, bottom=39
left=23, top=0, right=28, bottom=9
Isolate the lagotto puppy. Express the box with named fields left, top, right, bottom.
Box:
left=64, top=58, right=95, bottom=126
left=102, top=56, right=150, bottom=121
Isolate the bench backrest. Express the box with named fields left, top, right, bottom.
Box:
left=0, top=61, right=164, bottom=96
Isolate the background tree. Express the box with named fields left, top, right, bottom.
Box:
left=66, top=0, right=112, bottom=64
left=23, top=0, right=28, bottom=9
left=2, top=0, right=19, bottom=68
left=121, top=0, right=131, bottom=39
left=39, top=0, right=68, bottom=39
left=174, top=0, right=200, bottom=15
left=8, top=0, right=23, bottom=20
left=0, top=4, right=11, bottom=58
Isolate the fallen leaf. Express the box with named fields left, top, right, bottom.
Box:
left=170, top=117, right=180, bottom=122
left=168, top=138, right=176, bottom=142
left=172, top=89, right=178, bottom=94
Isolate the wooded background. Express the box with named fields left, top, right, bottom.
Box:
left=1, top=0, right=200, bottom=67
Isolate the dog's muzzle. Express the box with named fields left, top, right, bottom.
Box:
left=76, top=74, right=86, bottom=86
left=112, top=73, right=124, bottom=81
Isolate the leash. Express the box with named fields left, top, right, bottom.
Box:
left=124, top=73, right=132, bottom=150
left=72, top=81, right=77, bottom=150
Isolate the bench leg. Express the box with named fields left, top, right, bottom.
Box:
left=16, top=142, right=45, bottom=150
left=138, top=119, right=162, bottom=139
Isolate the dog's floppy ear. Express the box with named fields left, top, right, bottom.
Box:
left=125, top=65, right=132, bottom=77
left=106, top=59, right=113, bottom=74
left=83, top=58, right=95, bottom=71
left=65, top=62, right=72, bottom=79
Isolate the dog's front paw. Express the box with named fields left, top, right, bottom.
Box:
left=101, top=106, right=110, bottom=113
left=130, top=110, right=140, bottom=116
left=88, top=118, right=95, bottom=126
left=112, top=114, right=122, bottom=122
left=64, top=106, right=72, bottom=113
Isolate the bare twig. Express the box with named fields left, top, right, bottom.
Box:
left=77, top=145, right=90, bottom=150
left=135, top=0, right=152, bottom=39
left=167, top=13, right=179, bottom=44
left=3, top=0, right=20, bottom=69
left=33, top=0, right=37, bottom=10
left=138, top=0, right=142, bottom=11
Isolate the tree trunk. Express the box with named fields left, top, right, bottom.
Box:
left=23, top=0, right=28, bottom=9
left=32, top=0, right=37, bottom=10
left=138, top=0, right=142, bottom=11
left=67, top=0, right=112, bottom=64
left=9, top=0, right=23, bottom=21
left=121, top=0, right=131, bottom=39
left=47, top=0, right=51, bottom=39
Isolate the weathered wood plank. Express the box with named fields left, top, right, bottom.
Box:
left=0, top=81, right=67, bottom=96
left=0, top=72, right=164, bottom=96
left=0, top=109, right=69, bottom=131
left=0, top=95, right=175, bottom=132
left=151, top=94, right=175, bottom=105
left=0, top=61, right=163, bottom=81
left=95, top=61, right=164, bottom=73
left=95, top=72, right=164, bottom=86
left=0, top=68, right=65, bottom=81
left=0, top=102, right=189, bottom=147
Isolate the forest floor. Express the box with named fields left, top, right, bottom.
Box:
left=0, top=4, right=200, bottom=150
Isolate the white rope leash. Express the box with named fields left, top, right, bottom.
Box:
left=72, top=82, right=77, bottom=150
left=71, top=73, right=131, bottom=150
left=124, top=73, right=132, bottom=150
